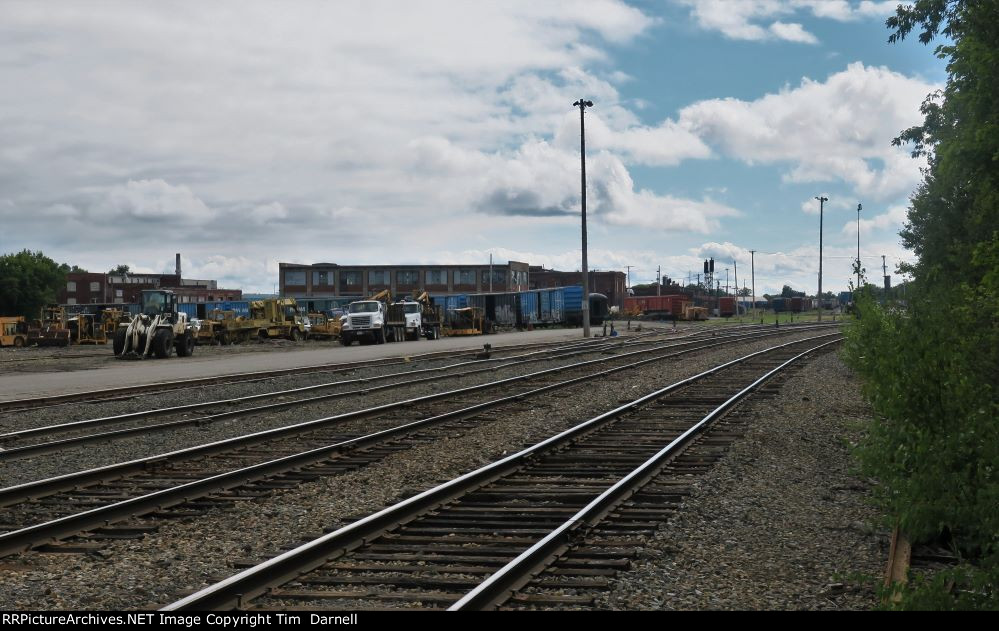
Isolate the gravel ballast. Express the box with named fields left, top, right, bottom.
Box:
left=0, top=327, right=871, bottom=610
left=597, top=350, right=883, bottom=610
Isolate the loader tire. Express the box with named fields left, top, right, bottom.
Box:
left=176, top=332, right=194, bottom=357
left=113, top=329, right=127, bottom=355
left=153, top=329, right=174, bottom=358
left=290, top=328, right=302, bottom=342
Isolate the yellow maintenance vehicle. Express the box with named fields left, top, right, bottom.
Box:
left=306, top=312, right=342, bottom=341
left=444, top=307, right=486, bottom=336
left=248, top=298, right=309, bottom=341
left=0, top=316, right=30, bottom=348
left=30, top=305, right=71, bottom=347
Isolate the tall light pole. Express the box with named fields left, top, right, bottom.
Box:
left=856, top=203, right=862, bottom=292
left=573, top=99, right=593, bottom=337
left=815, top=196, right=828, bottom=322
left=750, top=250, right=756, bottom=319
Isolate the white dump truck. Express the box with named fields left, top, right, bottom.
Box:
left=339, top=292, right=389, bottom=346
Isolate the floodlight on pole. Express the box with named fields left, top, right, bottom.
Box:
left=573, top=99, right=594, bottom=338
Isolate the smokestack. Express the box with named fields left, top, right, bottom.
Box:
left=175, top=253, right=181, bottom=277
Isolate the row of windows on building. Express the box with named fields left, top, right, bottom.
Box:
left=288, top=269, right=526, bottom=287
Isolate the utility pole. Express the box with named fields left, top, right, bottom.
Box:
left=489, top=253, right=493, bottom=293
left=856, top=203, right=862, bottom=291
left=725, top=268, right=729, bottom=297
left=750, top=250, right=756, bottom=319
left=573, top=98, right=594, bottom=337
left=882, top=254, right=889, bottom=298
left=733, top=259, right=738, bottom=300
left=625, top=265, right=634, bottom=292
left=815, top=196, right=828, bottom=322
left=656, top=266, right=661, bottom=296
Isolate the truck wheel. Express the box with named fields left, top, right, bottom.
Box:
left=113, top=329, right=127, bottom=355
left=153, top=329, right=174, bottom=358
left=375, top=328, right=385, bottom=344
left=176, top=333, right=194, bottom=357
left=340, top=335, right=353, bottom=347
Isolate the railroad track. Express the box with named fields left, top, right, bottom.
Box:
left=0, top=333, right=667, bottom=458
left=0, top=326, right=834, bottom=558
left=0, top=325, right=798, bottom=459
left=162, top=334, right=842, bottom=611
left=0, top=333, right=659, bottom=413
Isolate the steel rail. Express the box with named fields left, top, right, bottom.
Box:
left=0, top=326, right=829, bottom=459
left=0, top=332, right=661, bottom=454
left=0, top=331, right=835, bottom=558
left=161, top=333, right=841, bottom=611
left=449, top=337, right=842, bottom=610
left=0, top=334, right=639, bottom=413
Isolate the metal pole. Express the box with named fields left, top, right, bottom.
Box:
left=657, top=266, right=661, bottom=297
left=489, top=253, right=493, bottom=293
left=750, top=250, right=756, bottom=319
left=857, top=203, right=862, bottom=291
left=815, top=196, right=827, bottom=322
left=573, top=99, right=593, bottom=338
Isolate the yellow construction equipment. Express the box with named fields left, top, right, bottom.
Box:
left=0, top=316, right=29, bottom=348
left=444, top=307, right=485, bottom=336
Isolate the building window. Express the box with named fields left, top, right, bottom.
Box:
left=341, top=271, right=362, bottom=286
left=368, top=270, right=390, bottom=285
left=67, top=281, right=77, bottom=292
left=483, top=270, right=506, bottom=288
left=312, top=271, right=330, bottom=286
left=116, top=289, right=123, bottom=298
left=90, top=281, right=100, bottom=292
left=66, top=297, right=77, bottom=305
left=454, top=269, right=476, bottom=285
left=285, top=270, right=306, bottom=286
left=396, top=270, right=420, bottom=285
left=426, top=270, right=447, bottom=285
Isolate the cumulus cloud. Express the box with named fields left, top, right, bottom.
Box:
left=676, top=0, right=898, bottom=43
left=93, top=179, right=212, bottom=223
left=679, top=63, right=935, bottom=200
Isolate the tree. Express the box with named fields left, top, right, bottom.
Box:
left=59, top=263, right=88, bottom=274
left=109, top=264, right=130, bottom=275
left=0, top=250, right=67, bottom=318
left=841, top=0, right=999, bottom=609
left=779, top=284, right=804, bottom=298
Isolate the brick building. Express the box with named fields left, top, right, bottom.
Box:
left=279, top=261, right=531, bottom=298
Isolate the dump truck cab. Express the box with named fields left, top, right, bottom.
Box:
left=340, top=300, right=387, bottom=345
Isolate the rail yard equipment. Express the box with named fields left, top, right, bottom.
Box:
left=248, top=298, right=308, bottom=341
left=387, top=291, right=442, bottom=341
left=306, top=312, right=342, bottom=341
left=340, top=290, right=391, bottom=346
left=0, top=316, right=29, bottom=348
left=113, top=290, right=195, bottom=359
left=66, top=312, right=107, bottom=344
left=30, top=305, right=71, bottom=347
left=683, top=305, right=708, bottom=321
left=444, top=307, right=486, bottom=336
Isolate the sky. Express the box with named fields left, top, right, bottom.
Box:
left=0, top=1, right=948, bottom=295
